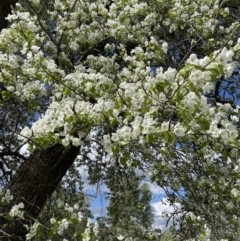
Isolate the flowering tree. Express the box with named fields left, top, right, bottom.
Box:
left=0, top=0, right=240, bottom=240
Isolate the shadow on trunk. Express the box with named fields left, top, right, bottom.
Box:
left=0, top=144, right=79, bottom=241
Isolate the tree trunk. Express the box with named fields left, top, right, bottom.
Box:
left=0, top=144, right=80, bottom=240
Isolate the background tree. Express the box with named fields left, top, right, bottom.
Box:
left=101, top=172, right=154, bottom=240
left=108, top=178, right=153, bottom=226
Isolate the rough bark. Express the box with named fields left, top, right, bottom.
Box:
left=0, top=144, right=80, bottom=240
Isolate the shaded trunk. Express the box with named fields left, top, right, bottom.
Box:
left=0, top=144, right=79, bottom=240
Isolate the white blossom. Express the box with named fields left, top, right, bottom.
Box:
left=162, top=42, right=168, bottom=53
left=1, top=189, right=13, bottom=203
left=9, top=203, right=24, bottom=219
left=174, top=123, right=185, bottom=137
left=26, top=222, right=40, bottom=240
left=58, top=219, right=69, bottom=235
left=117, top=235, right=125, bottom=240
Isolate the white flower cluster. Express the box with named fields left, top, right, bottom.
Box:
left=103, top=135, right=113, bottom=155
left=117, top=235, right=125, bottom=240
left=231, top=188, right=240, bottom=198
left=93, top=222, right=99, bottom=237
left=78, top=212, right=83, bottom=222
left=174, top=123, right=185, bottom=137
left=82, top=218, right=92, bottom=241
left=8, top=3, right=235, bottom=155
left=26, top=222, right=40, bottom=240
left=9, top=202, right=24, bottom=219
left=1, top=189, right=13, bottom=204
left=57, top=218, right=69, bottom=235
left=208, top=118, right=238, bottom=143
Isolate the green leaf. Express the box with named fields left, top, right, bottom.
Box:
left=200, top=141, right=208, bottom=150
left=7, top=215, right=14, bottom=221
left=130, top=159, right=139, bottom=167
left=1, top=91, right=10, bottom=100
left=229, top=138, right=238, bottom=148
left=10, top=29, right=15, bottom=37
left=112, top=144, right=119, bottom=154
left=115, top=97, right=123, bottom=110
left=179, top=65, right=191, bottom=77
left=166, top=132, right=174, bottom=143
left=65, top=115, right=75, bottom=123
left=120, top=156, right=127, bottom=165
left=146, top=133, right=156, bottom=143
left=206, top=67, right=219, bottom=79
left=62, top=87, right=71, bottom=96
left=199, top=119, right=210, bottom=130
left=222, top=149, right=228, bottom=161
left=169, top=11, right=177, bottom=19
left=89, top=85, right=96, bottom=95
left=125, top=96, right=132, bottom=105
left=120, top=140, right=128, bottom=145
left=188, top=63, right=202, bottom=69
left=150, top=174, right=156, bottom=182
